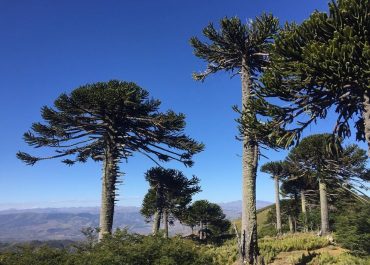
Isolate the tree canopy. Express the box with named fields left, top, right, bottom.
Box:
left=141, top=167, right=201, bottom=233
left=17, top=80, right=204, bottom=239
left=17, top=80, right=204, bottom=167
left=260, top=0, right=370, bottom=150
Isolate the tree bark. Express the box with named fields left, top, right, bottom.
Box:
left=199, top=220, right=203, bottom=240
left=204, top=222, right=208, bottom=241
left=240, top=59, right=259, bottom=265
left=301, top=190, right=308, bottom=232
left=98, top=144, right=117, bottom=241
left=152, top=210, right=161, bottom=235
left=274, top=176, right=282, bottom=234
left=363, top=92, right=370, bottom=156
left=163, top=209, right=169, bottom=238
left=288, top=215, right=294, bottom=233
left=319, top=180, right=329, bottom=235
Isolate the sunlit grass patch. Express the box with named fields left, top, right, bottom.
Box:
left=307, top=252, right=370, bottom=265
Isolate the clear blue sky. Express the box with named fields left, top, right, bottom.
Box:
left=1, top=0, right=362, bottom=209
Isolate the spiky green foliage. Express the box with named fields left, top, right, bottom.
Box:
left=191, top=13, right=282, bottom=264
left=182, top=200, right=230, bottom=241
left=280, top=175, right=317, bottom=198
left=190, top=14, right=278, bottom=81
left=17, top=80, right=204, bottom=238
left=17, top=80, right=204, bottom=167
left=334, top=202, right=370, bottom=256
left=140, top=167, right=201, bottom=226
left=190, top=14, right=286, bottom=147
left=260, top=161, right=287, bottom=178
left=286, top=134, right=370, bottom=199
left=260, top=0, right=370, bottom=148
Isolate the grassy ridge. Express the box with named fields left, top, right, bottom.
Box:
left=204, top=233, right=370, bottom=265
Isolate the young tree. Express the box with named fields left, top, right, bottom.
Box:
left=191, top=14, right=279, bottom=264
left=184, top=200, right=230, bottom=241
left=140, top=167, right=201, bottom=238
left=260, top=0, right=370, bottom=154
left=17, top=80, right=204, bottom=240
left=260, top=161, right=286, bottom=234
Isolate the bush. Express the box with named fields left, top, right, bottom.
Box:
left=202, top=239, right=238, bottom=265
left=0, top=229, right=215, bottom=265
left=0, top=246, right=68, bottom=265
left=334, top=203, right=370, bottom=256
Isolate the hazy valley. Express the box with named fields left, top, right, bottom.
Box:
left=0, top=200, right=271, bottom=242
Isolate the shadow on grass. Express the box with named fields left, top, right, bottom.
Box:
left=296, top=252, right=318, bottom=265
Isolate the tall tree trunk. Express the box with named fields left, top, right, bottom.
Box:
left=163, top=209, right=169, bottom=238
left=362, top=92, right=370, bottom=156
left=301, top=190, right=308, bottom=232
left=199, top=220, right=203, bottom=240
left=319, top=180, right=329, bottom=235
left=98, top=145, right=117, bottom=241
left=152, top=210, right=161, bottom=235
left=274, top=176, right=282, bottom=234
left=240, top=59, right=259, bottom=265
left=288, top=215, right=294, bottom=233
left=204, top=222, right=208, bottom=241
left=153, top=184, right=163, bottom=236
left=294, top=217, right=297, bottom=232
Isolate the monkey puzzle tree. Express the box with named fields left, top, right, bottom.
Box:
left=282, top=157, right=320, bottom=232
left=286, top=134, right=341, bottom=235
left=140, top=167, right=201, bottom=238
left=261, top=0, right=370, bottom=153
left=260, top=161, right=286, bottom=234
left=191, top=14, right=279, bottom=264
left=280, top=175, right=317, bottom=232
left=17, top=80, right=204, bottom=240
left=286, top=134, right=370, bottom=235
left=184, top=200, right=230, bottom=241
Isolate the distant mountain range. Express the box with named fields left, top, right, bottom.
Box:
left=0, top=200, right=271, bottom=242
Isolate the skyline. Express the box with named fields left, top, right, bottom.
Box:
left=1, top=0, right=366, bottom=210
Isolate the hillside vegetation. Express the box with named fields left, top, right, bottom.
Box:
left=1, top=231, right=369, bottom=265
left=1, top=206, right=369, bottom=265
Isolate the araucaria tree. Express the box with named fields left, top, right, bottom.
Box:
left=140, top=167, right=201, bottom=238
left=183, top=200, right=230, bottom=241
left=286, top=134, right=370, bottom=235
left=280, top=165, right=318, bottom=232
left=17, top=80, right=204, bottom=240
left=261, top=0, right=370, bottom=154
left=286, top=134, right=340, bottom=235
left=260, top=161, right=286, bottom=234
left=191, top=14, right=279, bottom=264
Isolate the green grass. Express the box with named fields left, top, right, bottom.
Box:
left=232, top=204, right=273, bottom=235
left=307, top=253, right=370, bottom=265
left=259, top=233, right=330, bottom=263
left=202, top=232, right=370, bottom=265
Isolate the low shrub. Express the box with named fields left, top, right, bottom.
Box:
left=334, top=203, right=370, bottom=256
left=0, top=229, right=215, bottom=265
